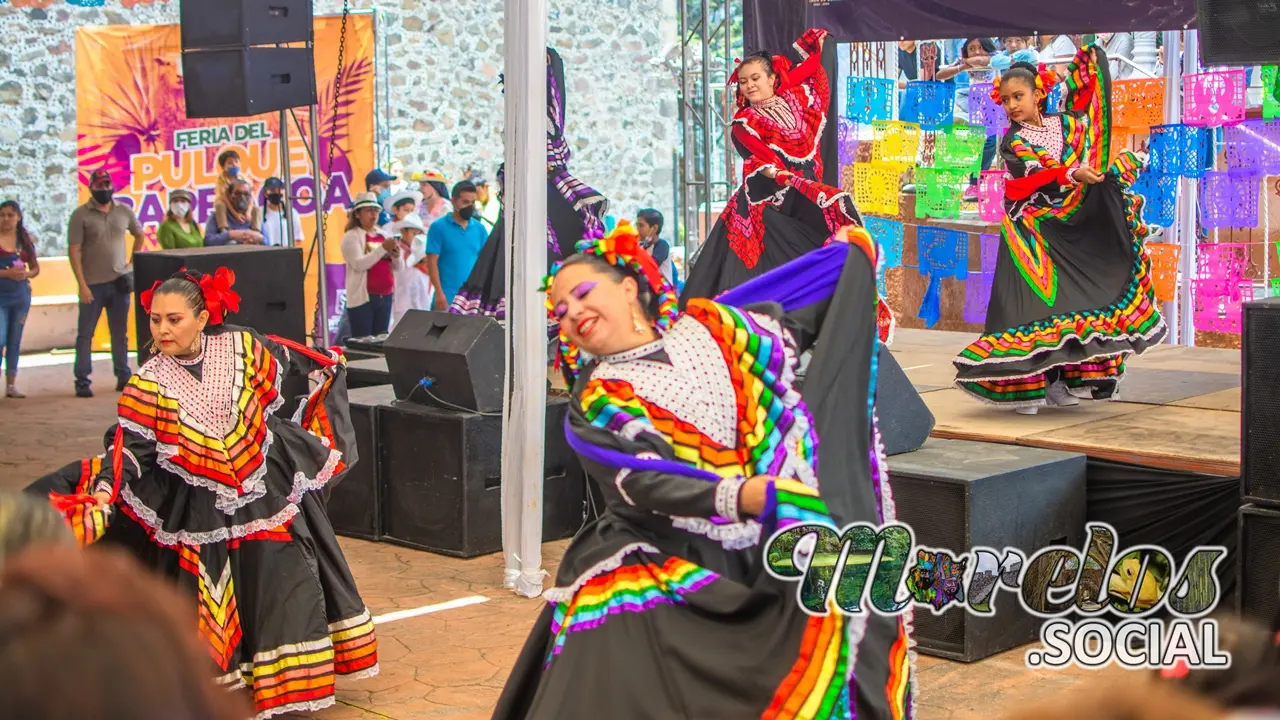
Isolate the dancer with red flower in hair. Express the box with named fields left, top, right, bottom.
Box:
left=952, top=47, right=1166, bottom=414
left=680, top=28, right=894, bottom=342
left=26, top=267, right=378, bottom=719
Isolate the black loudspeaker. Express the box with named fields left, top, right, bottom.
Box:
left=347, top=357, right=392, bottom=390
left=133, top=245, right=306, bottom=366
left=182, top=48, right=317, bottom=119
left=1198, top=0, right=1280, bottom=66
left=383, top=311, right=505, bottom=413
left=876, top=346, right=935, bottom=456
left=379, top=395, right=588, bottom=558
left=327, top=384, right=396, bottom=541
left=888, top=438, right=1087, bottom=662
left=1242, top=298, right=1280, bottom=506
left=180, top=0, right=312, bottom=49
left=1237, top=504, right=1280, bottom=627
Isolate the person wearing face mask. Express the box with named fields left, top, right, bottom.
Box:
left=68, top=169, right=145, bottom=399
left=212, top=149, right=243, bottom=237
left=203, top=179, right=264, bottom=246
left=425, top=180, right=488, bottom=311
left=261, top=177, right=302, bottom=247
left=156, top=189, right=203, bottom=250
left=365, top=168, right=396, bottom=226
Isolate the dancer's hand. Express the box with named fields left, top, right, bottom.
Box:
left=739, top=475, right=780, bottom=517
left=1072, top=167, right=1105, bottom=184
left=93, top=491, right=111, bottom=506
left=762, top=167, right=779, bottom=179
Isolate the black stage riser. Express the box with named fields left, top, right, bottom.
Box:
left=1242, top=298, right=1280, bottom=508
left=383, top=310, right=505, bottom=413
left=133, top=246, right=306, bottom=366
left=888, top=438, right=1087, bottom=662
left=1236, top=504, right=1280, bottom=629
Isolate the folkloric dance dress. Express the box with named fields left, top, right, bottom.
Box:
left=494, top=226, right=915, bottom=720
left=29, top=270, right=377, bottom=719
left=953, top=45, right=1166, bottom=407
left=681, top=29, right=893, bottom=341
left=450, top=47, right=608, bottom=319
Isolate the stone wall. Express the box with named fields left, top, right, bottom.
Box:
left=0, top=0, right=679, bottom=256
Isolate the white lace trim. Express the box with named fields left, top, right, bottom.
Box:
left=258, top=697, right=336, bottom=720
left=715, top=477, right=747, bottom=523
left=671, top=516, right=762, bottom=550
left=599, top=339, right=665, bottom=364
left=543, top=542, right=661, bottom=603
left=871, top=412, right=896, bottom=523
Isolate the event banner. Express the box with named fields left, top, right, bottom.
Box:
left=743, top=0, right=1196, bottom=52
left=74, top=15, right=376, bottom=339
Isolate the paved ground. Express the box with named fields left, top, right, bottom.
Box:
left=0, top=351, right=1105, bottom=719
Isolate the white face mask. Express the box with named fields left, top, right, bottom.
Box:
left=171, top=201, right=191, bottom=217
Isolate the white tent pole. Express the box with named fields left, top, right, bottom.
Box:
left=501, top=0, right=548, bottom=598
left=1177, top=30, right=1200, bottom=347
left=1161, top=29, right=1183, bottom=344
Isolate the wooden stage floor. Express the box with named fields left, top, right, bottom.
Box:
left=890, top=329, right=1242, bottom=477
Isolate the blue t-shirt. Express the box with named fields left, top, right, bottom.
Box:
left=426, top=214, right=489, bottom=303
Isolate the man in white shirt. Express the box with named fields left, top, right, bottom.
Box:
left=1043, top=35, right=1080, bottom=73
left=261, top=177, right=304, bottom=247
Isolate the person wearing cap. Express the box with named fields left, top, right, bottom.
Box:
left=388, top=213, right=433, bottom=329
left=155, top=189, right=202, bottom=250
left=379, top=188, right=423, bottom=238
left=67, top=168, right=145, bottom=398
left=426, top=180, right=488, bottom=311
left=341, top=192, right=402, bottom=338
left=470, top=173, right=500, bottom=230
left=261, top=177, right=303, bottom=247
left=364, top=168, right=396, bottom=226
left=412, top=170, right=452, bottom=225
left=203, top=178, right=264, bottom=246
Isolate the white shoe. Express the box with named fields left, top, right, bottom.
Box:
left=1046, top=380, right=1079, bottom=407
left=1016, top=406, right=1039, bottom=415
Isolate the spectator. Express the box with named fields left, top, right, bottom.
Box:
left=155, top=189, right=202, bottom=250
left=426, top=180, right=488, bottom=311
left=471, top=174, right=501, bottom=230
left=1042, top=34, right=1080, bottom=73
left=365, top=168, right=396, bottom=226
left=0, top=201, right=38, bottom=399
left=380, top=188, right=423, bottom=236
left=212, top=148, right=242, bottom=237
left=897, top=40, right=944, bottom=88
left=341, top=192, right=402, bottom=337
left=937, top=38, right=1000, bottom=199
left=0, top=490, right=71, bottom=563
left=389, top=213, right=433, bottom=329
left=68, top=169, right=143, bottom=399
left=0, top=545, right=252, bottom=720
left=261, top=177, right=302, bottom=247
left=1100, top=32, right=1136, bottom=79
left=991, top=36, right=1041, bottom=71
left=413, top=169, right=453, bottom=225
left=203, top=178, right=264, bottom=246
left=635, top=208, right=674, bottom=284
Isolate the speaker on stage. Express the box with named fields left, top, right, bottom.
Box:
left=179, top=0, right=316, bottom=119
left=382, top=310, right=505, bottom=413
left=133, top=245, right=306, bottom=365
left=888, top=438, right=1087, bottom=662
left=1197, top=0, right=1280, bottom=66
left=1242, top=298, right=1280, bottom=507
left=875, top=346, right=935, bottom=456
left=1237, top=504, right=1280, bottom=628
left=328, top=384, right=396, bottom=541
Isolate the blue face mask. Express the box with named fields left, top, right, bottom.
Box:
left=226, top=166, right=240, bottom=178
left=376, top=187, right=391, bottom=203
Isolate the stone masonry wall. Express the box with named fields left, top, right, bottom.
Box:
left=0, top=0, right=679, bottom=256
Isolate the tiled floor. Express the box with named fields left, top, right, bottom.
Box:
left=2, top=350, right=1162, bottom=719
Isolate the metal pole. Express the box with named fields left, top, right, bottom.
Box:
left=1161, top=30, right=1183, bottom=344
left=699, top=0, right=712, bottom=253
left=1177, top=30, right=1200, bottom=347
left=280, top=109, right=295, bottom=247
left=310, top=103, right=329, bottom=346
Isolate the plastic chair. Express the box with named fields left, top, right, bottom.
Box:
left=1144, top=241, right=1180, bottom=303
left=962, top=272, right=993, bottom=325
left=978, top=171, right=1005, bottom=223
left=872, top=120, right=921, bottom=166
left=1112, top=78, right=1167, bottom=129
left=916, top=169, right=966, bottom=220
left=853, top=163, right=904, bottom=217
left=846, top=77, right=895, bottom=124
left=1183, top=70, right=1248, bottom=127
left=1200, top=172, right=1261, bottom=230
left=934, top=124, right=986, bottom=173
left=1224, top=120, right=1280, bottom=175
left=968, top=83, right=1009, bottom=138
left=901, top=81, right=955, bottom=129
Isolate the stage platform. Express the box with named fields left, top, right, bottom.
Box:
left=891, top=329, right=1241, bottom=477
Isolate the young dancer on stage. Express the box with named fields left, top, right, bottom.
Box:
left=493, top=222, right=915, bottom=720
left=29, top=268, right=377, bottom=719
left=680, top=29, right=894, bottom=341
left=953, top=46, right=1166, bottom=414
left=450, top=48, right=608, bottom=319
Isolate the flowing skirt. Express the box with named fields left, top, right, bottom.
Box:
left=953, top=175, right=1167, bottom=407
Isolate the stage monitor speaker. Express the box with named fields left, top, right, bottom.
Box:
left=179, top=0, right=312, bottom=50
left=133, top=245, right=305, bottom=365
left=328, top=384, right=397, bottom=541
left=888, top=438, right=1087, bottom=662
left=182, top=47, right=316, bottom=119
left=1237, top=504, right=1280, bottom=628
left=875, top=345, right=935, bottom=456
left=379, top=395, right=588, bottom=558
left=383, top=310, right=505, bottom=413
left=1242, top=297, right=1280, bottom=506
left=1197, top=0, right=1280, bottom=66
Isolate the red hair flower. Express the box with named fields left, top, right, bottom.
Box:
left=139, top=280, right=163, bottom=315
left=989, top=76, right=1003, bottom=105
left=198, top=267, right=241, bottom=325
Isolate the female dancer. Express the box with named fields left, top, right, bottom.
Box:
left=0, top=200, right=37, bottom=398
left=29, top=268, right=377, bottom=719
left=953, top=46, right=1166, bottom=414
left=681, top=32, right=862, bottom=298
left=450, top=48, right=607, bottom=319
left=493, top=222, right=915, bottom=720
